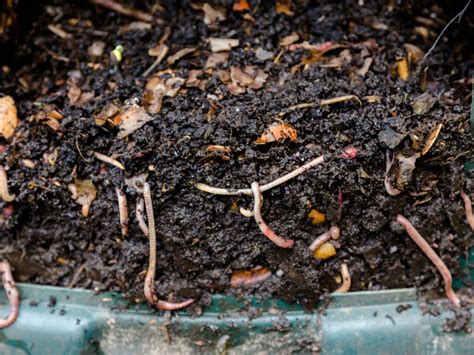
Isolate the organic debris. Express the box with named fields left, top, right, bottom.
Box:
left=255, top=122, right=297, bottom=144
left=167, top=47, right=197, bottom=65
left=421, top=123, right=442, bottom=155
left=313, top=242, right=336, bottom=260
left=202, top=3, right=226, bottom=28
left=136, top=198, right=149, bottom=237
left=334, top=263, right=351, bottom=293
left=116, top=188, right=128, bottom=236
left=230, top=267, right=271, bottom=288
left=0, top=95, right=18, bottom=139
left=275, top=0, right=294, bottom=16
left=308, top=226, right=340, bottom=253
left=404, top=43, right=425, bottom=63
left=94, top=102, right=122, bottom=126
left=143, top=75, right=185, bottom=114
left=320, top=95, right=361, bottom=106
left=0, top=260, right=20, bottom=329
left=396, top=215, right=461, bottom=307
left=143, top=43, right=169, bottom=77
left=91, top=0, right=154, bottom=23
left=396, top=57, right=409, bottom=80
left=209, top=37, right=239, bottom=52
left=412, top=93, right=436, bottom=115
left=94, top=152, right=125, bottom=170
left=117, top=105, right=154, bottom=138
left=32, top=104, right=64, bottom=131
left=233, top=0, right=250, bottom=12
left=0, top=166, right=15, bottom=202
left=308, top=209, right=326, bottom=225
left=68, top=180, right=97, bottom=217
left=227, top=66, right=268, bottom=94
left=460, top=190, right=474, bottom=231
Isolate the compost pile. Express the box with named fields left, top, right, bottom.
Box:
left=0, top=0, right=472, bottom=314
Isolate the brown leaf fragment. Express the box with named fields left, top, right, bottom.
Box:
left=205, top=52, right=229, bottom=68
left=412, top=93, right=435, bottom=115
left=117, top=106, right=154, bottom=138
left=167, top=47, right=197, bottom=65
left=186, top=70, right=207, bottom=90
left=0, top=96, right=19, bottom=139
left=202, top=3, right=226, bottom=28
left=422, top=123, right=442, bottom=156
left=209, top=37, right=239, bottom=52
left=279, top=33, right=299, bottom=47
left=95, top=102, right=122, bottom=126
left=275, top=0, right=294, bottom=16
left=143, top=76, right=185, bottom=114
left=255, top=122, right=297, bottom=144
left=233, top=0, right=250, bottom=12
left=228, top=66, right=268, bottom=94
left=403, top=43, right=425, bottom=64
left=230, top=267, right=271, bottom=288
left=68, top=180, right=97, bottom=217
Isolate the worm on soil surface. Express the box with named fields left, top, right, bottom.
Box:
left=460, top=190, right=474, bottom=231
left=142, top=182, right=194, bottom=310
left=396, top=214, right=461, bottom=307
left=251, top=182, right=294, bottom=248
left=308, top=226, right=340, bottom=252
left=0, top=260, right=20, bottom=329
left=0, top=166, right=16, bottom=202
left=334, top=263, right=351, bottom=293
left=116, top=188, right=129, bottom=236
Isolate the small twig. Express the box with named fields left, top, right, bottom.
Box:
left=196, top=154, right=325, bottom=196
left=47, top=24, right=72, bottom=39
left=0, top=260, right=20, bottom=329
left=308, top=226, right=340, bottom=252
left=142, top=44, right=169, bottom=77
left=276, top=102, right=315, bottom=120
left=116, top=188, right=128, bottom=236
left=143, top=182, right=194, bottom=310
left=91, top=0, right=154, bottom=22
left=320, top=95, right=361, bottom=106
left=68, top=263, right=86, bottom=288
left=94, top=152, right=125, bottom=170
left=251, top=182, right=294, bottom=248
left=334, top=263, right=351, bottom=293
left=423, top=0, right=471, bottom=61
left=460, top=190, right=474, bottom=231
left=136, top=198, right=149, bottom=237
left=384, top=150, right=402, bottom=196
left=0, top=166, right=16, bottom=202
left=396, top=214, right=461, bottom=307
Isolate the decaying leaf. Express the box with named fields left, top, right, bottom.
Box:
left=143, top=75, right=185, bottom=114
left=68, top=179, right=97, bottom=217
left=67, top=79, right=94, bottom=106
left=378, top=127, right=407, bottom=149
left=412, top=92, right=435, bottom=115
left=95, top=102, right=122, bottom=126
left=202, top=3, right=226, bottom=28
left=167, top=47, right=197, bottom=65
left=230, top=267, right=271, bottom=288
left=396, top=58, right=409, bottom=80
left=279, top=33, right=299, bottom=47
left=33, top=104, right=64, bottom=131
left=275, top=0, right=294, bottom=16
left=209, top=37, right=239, bottom=52
left=313, top=242, right=336, bottom=260
left=308, top=209, right=326, bottom=224
left=117, top=105, right=154, bottom=138
left=185, top=70, right=207, bottom=90
left=233, top=0, right=250, bottom=12
left=255, top=122, right=297, bottom=144
left=205, top=52, right=229, bottom=68
left=403, top=43, right=425, bottom=64
left=0, top=95, right=19, bottom=139
left=395, top=151, right=420, bottom=190
left=227, top=66, right=268, bottom=94
left=422, top=123, right=442, bottom=156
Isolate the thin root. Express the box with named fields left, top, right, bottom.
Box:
left=308, top=226, right=340, bottom=252
left=239, top=207, right=254, bottom=218
left=460, top=190, right=474, bottom=231
left=396, top=214, right=461, bottom=307
left=143, top=182, right=194, bottom=310
left=251, top=182, right=294, bottom=248
left=384, top=150, right=402, bottom=196
left=136, top=198, right=149, bottom=237
left=116, top=188, right=129, bottom=236
left=0, top=166, right=16, bottom=202
left=0, top=260, right=20, bottom=329
left=196, top=154, right=325, bottom=196
left=334, top=263, right=351, bottom=293
left=320, top=95, right=361, bottom=106
left=276, top=102, right=315, bottom=120
left=91, top=0, right=154, bottom=22
left=94, top=152, right=125, bottom=170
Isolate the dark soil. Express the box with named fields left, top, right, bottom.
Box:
left=0, top=0, right=472, bottom=316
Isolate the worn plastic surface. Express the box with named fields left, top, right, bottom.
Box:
left=0, top=284, right=472, bottom=354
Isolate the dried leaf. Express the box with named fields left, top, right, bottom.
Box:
left=255, top=122, right=297, bottom=144
left=209, top=37, right=239, bottom=52
left=230, top=267, right=271, bottom=288
left=68, top=180, right=97, bottom=217
left=279, top=33, right=299, bottom=47
left=275, top=0, right=294, bottom=16
left=95, top=102, right=122, bottom=126
left=412, top=93, right=435, bottom=115
left=228, top=66, right=268, bottom=94
left=0, top=96, right=19, bottom=139
left=313, top=242, right=336, bottom=260
left=356, top=57, right=373, bottom=76
left=232, top=0, right=250, bottom=12
left=396, top=58, right=409, bottom=80
left=167, top=47, right=197, bottom=65
left=206, top=145, right=231, bottom=153
left=395, top=152, right=420, bottom=190
left=143, top=76, right=185, bottom=114
left=255, top=48, right=274, bottom=61
left=117, top=106, right=154, bottom=138
left=186, top=70, right=207, bottom=90
left=422, top=123, right=442, bottom=156
left=308, top=209, right=326, bottom=225
left=205, top=52, right=229, bottom=68
left=202, top=3, right=226, bottom=28
left=403, top=43, right=425, bottom=64
left=378, top=127, right=407, bottom=149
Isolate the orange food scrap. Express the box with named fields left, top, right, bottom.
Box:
left=255, top=122, right=297, bottom=144
left=0, top=96, right=19, bottom=139
left=396, top=58, right=409, bottom=80
left=233, top=0, right=250, bottom=12
left=308, top=209, right=326, bottom=224
left=313, top=242, right=336, bottom=260
left=230, top=267, right=271, bottom=288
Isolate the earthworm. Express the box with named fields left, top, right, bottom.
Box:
left=94, top=152, right=125, bottom=170
left=115, top=188, right=128, bottom=236
left=196, top=154, right=325, bottom=196
left=396, top=214, right=461, bottom=307
left=0, top=166, right=16, bottom=202
left=251, top=182, right=294, bottom=248
left=142, top=182, right=194, bottom=310
left=334, top=263, right=351, bottom=293
left=384, top=150, right=402, bottom=196
left=135, top=198, right=149, bottom=237
left=0, top=260, right=20, bottom=329
left=308, top=226, right=340, bottom=253
left=460, top=190, right=474, bottom=231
